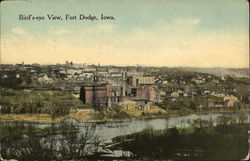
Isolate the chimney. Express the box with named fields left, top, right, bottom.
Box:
left=122, top=71, right=126, bottom=97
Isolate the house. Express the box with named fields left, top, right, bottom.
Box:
left=84, top=67, right=96, bottom=72
left=170, top=91, right=179, bottom=97
left=192, top=77, right=206, bottom=84
left=110, top=73, right=122, bottom=78
left=223, top=95, right=238, bottom=102
left=159, top=90, right=166, bottom=96
left=180, top=80, right=186, bottom=84
left=37, top=75, right=53, bottom=84
left=214, top=93, right=225, bottom=97
left=224, top=100, right=235, bottom=107
left=221, top=76, right=226, bottom=81
left=81, top=72, right=94, bottom=78
left=126, top=71, right=144, bottom=77
left=179, top=86, right=190, bottom=93
left=210, top=92, right=215, bottom=96
left=162, top=80, right=168, bottom=84
left=2, top=75, right=8, bottom=79
left=59, top=70, right=67, bottom=74
left=138, top=101, right=151, bottom=110
left=223, top=95, right=238, bottom=107
left=204, top=90, right=210, bottom=95
left=213, top=79, right=220, bottom=84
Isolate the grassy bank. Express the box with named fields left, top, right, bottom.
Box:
left=67, top=105, right=250, bottom=123
left=0, top=106, right=249, bottom=123
left=0, top=113, right=63, bottom=123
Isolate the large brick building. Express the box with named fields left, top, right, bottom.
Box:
left=80, top=83, right=119, bottom=108
left=80, top=82, right=157, bottom=109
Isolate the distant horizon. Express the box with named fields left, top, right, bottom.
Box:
left=0, top=61, right=248, bottom=69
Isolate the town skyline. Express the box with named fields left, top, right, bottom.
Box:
left=0, top=60, right=249, bottom=69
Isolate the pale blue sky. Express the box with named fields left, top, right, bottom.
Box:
left=0, top=0, right=249, bottom=67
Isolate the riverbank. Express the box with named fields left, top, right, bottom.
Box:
left=0, top=106, right=249, bottom=124
left=0, top=114, right=63, bottom=123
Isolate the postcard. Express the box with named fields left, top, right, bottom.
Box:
left=0, top=0, right=249, bottom=160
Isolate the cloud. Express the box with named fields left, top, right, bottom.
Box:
left=54, top=29, right=74, bottom=35
left=11, top=28, right=26, bottom=35
left=174, top=18, right=201, bottom=26
left=95, top=24, right=115, bottom=33
left=81, top=23, right=115, bottom=35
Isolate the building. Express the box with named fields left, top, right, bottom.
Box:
left=37, top=75, right=53, bottom=84
left=128, top=76, right=155, bottom=86
left=128, top=87, right=157, bottom=102
left=224, top=100, right=235, bottom=107
left=170, top=91, right=179, bottom=97
left=179, top=86, right=190, bottom=93
left=223, top=95, right=238, bottom=102
left=223, top=95, right=239, bottom=107
left=80, top=72, right=157, bottom=109
left=124, top=86, right=157, bottom=110
left=126, top=71, right=144, bottom=77
left=80, top=83, right=120, bottom=108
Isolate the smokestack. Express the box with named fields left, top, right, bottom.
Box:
left=93, top=73, right=98, bottom=82
left=122, top=71, right=126, bottom=97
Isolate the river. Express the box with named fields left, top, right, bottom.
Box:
left=82, top=112, right=249, bottom=142
left=0, top=111, right=249, bottom=160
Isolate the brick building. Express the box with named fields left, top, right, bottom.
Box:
left=128, top=86, right=157, bottom=110
left=130, top=87, right=157, bottom=102
left=80, top=83, right=157, bottom=109
left=80, top=83, right=119, bottom=108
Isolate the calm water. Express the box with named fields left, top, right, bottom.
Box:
left=93, top=113, right=223, bottom=142
left=79, top=112, right=248, bottom=142
left=0, top=112, right=249, bottom=160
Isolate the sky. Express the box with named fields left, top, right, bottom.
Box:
left=0, top=0, right=249, bottom=68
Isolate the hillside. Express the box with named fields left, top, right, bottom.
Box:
left=178, top=67, right=249, bottom=78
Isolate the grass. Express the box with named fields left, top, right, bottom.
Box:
left=67, top=108, right=95, bottom=122
left=66, top=105, right=249, bottom=123
left=0, top=113, right=63, bottom=123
